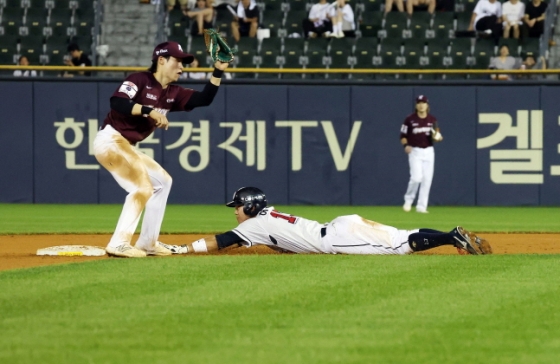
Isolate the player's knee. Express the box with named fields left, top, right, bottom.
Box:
left=136, top=186, right=154, bottom=204
left=411, top=176, right=423, bottom=184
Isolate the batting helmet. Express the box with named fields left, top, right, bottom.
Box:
left=226, top=187, right=268, bottom=217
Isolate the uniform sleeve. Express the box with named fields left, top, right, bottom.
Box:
left=171, top=87, right=195, bottom=112
left=400, top=117, right=410, bottom=139
left=112, top=73, right=147, bottom=102
left=473, top=0, right=482, bottom=14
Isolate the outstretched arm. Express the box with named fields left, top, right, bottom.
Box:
left=184, top=231, right=244, bottom=253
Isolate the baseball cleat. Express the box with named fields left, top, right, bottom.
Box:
left=106, top=244, right=147, bottom=258
left=450, top=226, right=491, bottom=255
left=403, top=202, right=412, bottom=212
left=136, top=242, right=173, bottom=256
left=416, top=209, right=429, bottom=214
left=158, top=241, right=189, bottom=254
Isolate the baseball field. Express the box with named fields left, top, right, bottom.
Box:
left=1, top=204, right=559, bottom=363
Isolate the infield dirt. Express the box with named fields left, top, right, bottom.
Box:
left=1, top=233, right=559, bottom=271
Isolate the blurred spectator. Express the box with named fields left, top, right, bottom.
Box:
left=64, top=43, right=92, bottom=77
left=468, top=0, right=503, bottom=39
left=523, top=0, right=547, bottom=38
left=167, top=0, right=190, bottom=13
left=502, top=0, right=524, bottom=39
left=180, top=56, right=233, bottom=79
left=185, top=57, right=207, bottom=79
left=406, top=0, right=435, bottom=17
left=231, top=0, right=259, bottom=42
left=329, top=0, right=355, bottom=38
left=517, top=54, right=546, bottom=79
left=489, top=44, right=519, bottom=80
left=384, top=0, right=404, bottom=15
left=13, top=55, right=37, bottom=77
left=302, top=0, right=333, bottom=38
left=185, top=0, right=214, bottom=36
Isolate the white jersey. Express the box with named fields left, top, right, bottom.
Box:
left=473, top=0, right=503, bottom=27
left=232, top=207, right=416, bottom=255
left=233, top=206, right=325, bottom=253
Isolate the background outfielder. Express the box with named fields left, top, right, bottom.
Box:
left=94, top=40, right=230, bottom=258
left=162, top=187, right=492, bottom=256
left=400, top=95, right=443, bottom=214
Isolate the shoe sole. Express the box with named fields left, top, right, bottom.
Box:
left=106, top=246, right=147, bottom=258
left=453, top=227, right=489, bottom=255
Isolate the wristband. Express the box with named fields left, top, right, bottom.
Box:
left=212, top=68, right=224, bottom=78
left=141, top=106, right=152, bottom=117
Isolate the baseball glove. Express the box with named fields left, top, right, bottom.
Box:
left=203, top=28, right=237, bottom=63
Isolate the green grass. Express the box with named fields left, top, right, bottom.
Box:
left=1, top=204, right=559, bottom=234
left=1, top=255, right=560, bottom=364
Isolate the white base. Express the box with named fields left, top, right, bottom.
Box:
left=37, top=245, right=107, bottom=257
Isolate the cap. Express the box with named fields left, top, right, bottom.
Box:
left=416, top=95, right=428, bottom=103
left=152, top=41, right=194, bottom=64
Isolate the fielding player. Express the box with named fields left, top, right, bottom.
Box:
left=94, top=41, right=229, bottom=258
left=400, top=95, right=443, bottom=214
left=161, top=187, right=492, bottom=256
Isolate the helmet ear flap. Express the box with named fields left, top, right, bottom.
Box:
left=243, top=201, right=257, bottom=217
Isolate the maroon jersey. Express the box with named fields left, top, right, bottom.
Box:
left=399, top=112, right=438, bottom=148
left=103, top=71, right=195, bottom=144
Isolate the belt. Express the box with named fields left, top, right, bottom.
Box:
left=320, top=227, right=327, bottom=238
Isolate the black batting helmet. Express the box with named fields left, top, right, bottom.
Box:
left=226, top=187, right=268, bottom=217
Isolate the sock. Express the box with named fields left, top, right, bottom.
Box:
left=408, top=232, right=455, bottom=252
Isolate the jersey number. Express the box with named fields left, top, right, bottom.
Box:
left=270, top=210, right=297, bottom=224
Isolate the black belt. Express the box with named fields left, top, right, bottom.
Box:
left=320, top=227, right=327, bottom=238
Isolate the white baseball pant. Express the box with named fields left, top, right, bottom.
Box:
left=321, top=215, right=417, bottom=255
left=93, top=125, right=172, bottom=250
left=404, top=146, right=434, bottom=212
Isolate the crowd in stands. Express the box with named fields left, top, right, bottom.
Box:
left=0, top=0, right=95, bottom=76
left=163, top=0, right=552, bottom=79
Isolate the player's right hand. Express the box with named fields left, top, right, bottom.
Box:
left=149, top=110, right=169, bottom=130
left=404, top=145, right=412, bottom=154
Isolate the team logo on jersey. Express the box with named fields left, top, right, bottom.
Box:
left=118, top=81, right=138, bottom=99
left=146, top=93, right=157, bottom=101
left=167, top=98, right=174, bottom=103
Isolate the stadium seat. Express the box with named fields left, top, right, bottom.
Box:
left=23, top=7, right=47, bottom=35
left=2, top=0, right=25, bottom=8
left=328, top=48, right=353, bottom=79
left=354, top=36, right=378, bottom=55
left=19, top=34, right=43, bottom=53
left=27, top=0, right=48, bottom=8
left=403, top=38, right=426, bottom=58
left=409, top=12, right=432, bottom=39
left=328, top=37, right=355, bottom=54
left=455, top=12, right=471, bottom=32
left=306, top=37, right=329, bottom=54
left=279, top=50, right=302, bottom=79
left=449, top=38, right=473, bottom=57
left=167, top=8, right=189, bottom=38
left=188, top=36, right=207, bottom=58
left=382, top=11, right=408, bottom=39
left=432, top=11, right=454, bottom=39
left=47, top=7, right=71, bottom=35
left=284, top=9, right=306, bottom=36
left=260, top=0, right=284, bottom=11
left=379, top=37, right=402, bottom=57
left=359, top=0, right=382, bottom=12
left=426, top=38, right=449, bottom=58
left=261, top=10, right=285, bottom=37
left=473, top=38, right=496, bottom=60
left=520, top=38, right=540, bottom=57
left=213, top=6, right=232, bottom=34
left=0, top=34, right=19, bottom=65
left=283, top=37, right=304, bottom=55
left=358, top=11, right=382, bottom=38
left=285, top=0, right=308, bottom=11
left=234, top=36, right=259, bottom=67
